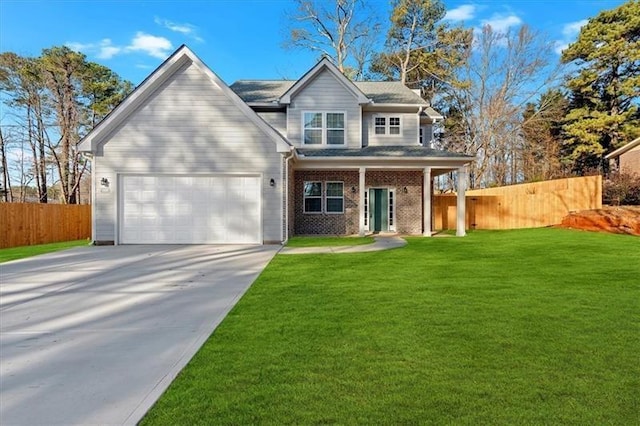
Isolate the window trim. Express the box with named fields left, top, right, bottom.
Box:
left=372, top=114, right=402, bottom=137
left=302, top=111, right=347, bottom=146
left=303, top=181, right=323, bottom=214
left=325, top=181, right=344, bottom=214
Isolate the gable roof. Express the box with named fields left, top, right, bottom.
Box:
left=278, top=58, right=371, bottom=105
left=230, top=80, right=295, bottom=103
left=354, top=81, right=428, bottom=105
left=605, top=137, right=640, bottom=159
left=78, top=45, right=291, bottom=153
left=231, top=80, right=428, bottom=105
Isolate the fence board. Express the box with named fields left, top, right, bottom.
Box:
left=0, top=203, right=91, bottom=249
left=434, top=176, right=602, bottom=230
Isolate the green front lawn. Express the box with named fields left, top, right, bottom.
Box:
left=142, top=228, right=640, bottom=424
left=286, top=235, right=375, bottom=247
left=0, top=239, right=89, bottom=263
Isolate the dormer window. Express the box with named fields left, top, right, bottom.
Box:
left=303, top=112, right=345, bottom=145
left=374, top=115, right=402, bottom=136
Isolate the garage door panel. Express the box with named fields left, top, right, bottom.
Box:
left=121, top=175, right=261, bottom=244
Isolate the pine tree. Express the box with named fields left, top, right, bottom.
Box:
left=561, top=0, right=640, bottom=174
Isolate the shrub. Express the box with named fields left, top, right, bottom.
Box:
left=603, top=172, right=640, bottom=205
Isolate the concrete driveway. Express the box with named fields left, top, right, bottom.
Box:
left=0, top=244, right=279, bottom=425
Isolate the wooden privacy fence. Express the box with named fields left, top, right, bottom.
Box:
left=0, top=203, right=91, bottom=249
left=434, top=175, right=602, bottom=230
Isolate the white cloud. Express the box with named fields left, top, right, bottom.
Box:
left=154, top=17, right=204, bottom=42
left=480, top=14, right=522, bottom=33
left=562, top=19, right=588, bottom=37
left=66, top=42, right=93, bottom=52
left=554, top=41, right=569, bottom=55
left=66, top=38, right=124, bottom=59
left=554, top=19, right=588, bottom=55
left=96, top=39, right=121, bottom=59
left=444, top=5, right=476, bottom=21
left=125, top=32, right=173, bottom=59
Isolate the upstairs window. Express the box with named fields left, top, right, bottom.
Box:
left=389, top=117, right=401, bottom=134
left=374, top=115, right=402, bottom=136
left=303, top=112, right=345, bottom=145
left=303, top=113, right=323, bottom=145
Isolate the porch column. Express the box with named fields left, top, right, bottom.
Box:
left=456, top=166, right=467, bottom=237
left=423, top=167, right=432, bottom=236
left=359, top=167, right=366, bottom=236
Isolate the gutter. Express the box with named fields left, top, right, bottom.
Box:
left=283, top=148, right=295, bottom=244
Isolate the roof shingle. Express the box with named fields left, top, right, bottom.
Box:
left=297, top=146, right=472, bottom=158
left=230, top=80, right=430, bottom=105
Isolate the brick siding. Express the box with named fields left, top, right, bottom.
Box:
left=292, top=169, right=425, bottom=235
left=365, top=170, right=424, bottom=234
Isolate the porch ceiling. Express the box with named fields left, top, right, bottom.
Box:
left=294, top=146, right=473, bottom=174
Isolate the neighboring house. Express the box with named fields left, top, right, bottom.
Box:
left=605, top=137, right=640, bottom=175
left=79, top=45, right=473, bottom=245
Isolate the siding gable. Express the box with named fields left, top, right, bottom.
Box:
left=93, top=60, right=284, bottom=243
left=101, top=61, right=280, bottom=165
left=287, top=69, right=362, bottom=148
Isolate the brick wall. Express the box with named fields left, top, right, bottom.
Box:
left=294, top=170, right=360, bottom=235
left=365, top=171, right=424, bottom=234
left=292, top=169, right=425, bottom=235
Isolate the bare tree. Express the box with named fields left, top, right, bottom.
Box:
left=284, top=0, right=380, bottom=78
left=1, top=47, right=132, bottom=204
left=442, top=25, right=562, bottom=188
left=0, top=53, right=50, bottom=202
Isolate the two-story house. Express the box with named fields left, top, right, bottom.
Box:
left=79, top=46, right=473, bottom=245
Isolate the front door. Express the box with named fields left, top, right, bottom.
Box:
left=369, top=188, right=388, bottom=232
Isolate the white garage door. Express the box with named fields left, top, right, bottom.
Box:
left=120, top=175, right=261, bottom=244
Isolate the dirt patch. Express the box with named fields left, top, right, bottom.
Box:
left=560, top=206, right=640, bottom=236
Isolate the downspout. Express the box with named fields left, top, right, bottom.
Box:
left=83, top=152, right=96, bottom=245
left=283, top=148, right=295, bottom=244
left=417, top=106, right=423, bottom=145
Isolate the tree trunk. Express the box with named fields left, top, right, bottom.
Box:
left=0, top=126, right=12, bottom=202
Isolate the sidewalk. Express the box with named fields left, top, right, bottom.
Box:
left=279, top=235, right=407, bottom=254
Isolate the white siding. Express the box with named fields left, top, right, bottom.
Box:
left=257, top=111, right=287, bottom=135
left=287, top=70, right=361, bottom=148
left=93, top=61, right=283, bottom=243
left=363, top=111, right=419, bottom=147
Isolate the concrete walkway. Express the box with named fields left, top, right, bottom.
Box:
left=279, top=235, right=407, bottom=254
left=0, top=244, right=279, bottom=426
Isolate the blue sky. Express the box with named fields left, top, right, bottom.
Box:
left=0, top=0, right=627, bottom=86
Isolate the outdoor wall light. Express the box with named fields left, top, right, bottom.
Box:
left=351, top=186, right=357, bottom=193
left=270, top=178, right=275, bottom=187
left=100, top=178, right=109, bottom=187
left=403, top=187, right=408, bottom=193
